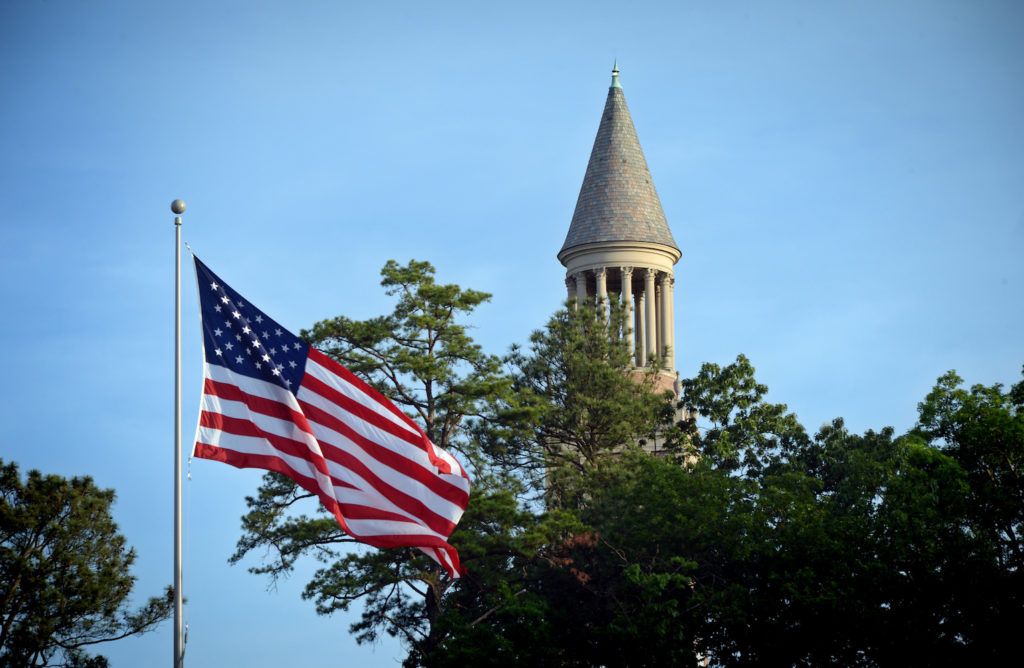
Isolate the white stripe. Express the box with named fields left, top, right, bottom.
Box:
left=208, top=359, right=468, bottom=492
left=344, top=517, right=449, bottom=539
left=202, top=364, right=337, bottom=503
left=305, top=355, right=419, bottom=437
left=306, top=357, right=469, bottom=481
left=206, top=362, right=300, bottom=408
left=195, top=428, right=448, bottom=541
left=202, top=380, right=465, bottom=522
left=294, top=392, right=468, bottom=519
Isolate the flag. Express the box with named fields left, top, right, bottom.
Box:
left=190, top=256, right=469, bottom=578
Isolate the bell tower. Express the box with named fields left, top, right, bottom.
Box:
left=559, top=63, right=681, bottom=394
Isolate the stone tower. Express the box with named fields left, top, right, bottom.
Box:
left=558, top=63, right=681, bottom=395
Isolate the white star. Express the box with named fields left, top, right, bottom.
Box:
left=283, top=378, right=292, bottom=387
left=255, top=315, right=263, bottom=323
left=214, top=304, right=222, bottom=313
left=238, top=301, right=246, bottom=309
left=254, top=362, right=262, bottom=369
left=235, top=334, right=242, bottom=341
left=225, top=342, right=234, bottom=351
left=214, top=348, right=223, bottom=357
left=288, top=360, right=297, bottom=369
left=269, top=347, right=276, bottom=356
left=275, top=328, right=283, bottom=336
left=251, top=338, right=261, bottom=348
left=262, top=331, right=270, bottom=340
left=293, top=342, right=302, bottom=350
left=232, top=310, right=242, bottom=319
left=262, top=354, right=271, bottom=363
left=271, top=366, right=281, bottom=376
left=241, top=326, right=251, bottom=335
left=221, top=295, right=230, bottom=305
left=213, top=327, right=223, bottom=337
left=210, top=281, right=219, bottom=290
left=235, top=355, right=243, bottom=364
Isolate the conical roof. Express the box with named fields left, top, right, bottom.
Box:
left=560, top=66, right=678, bottom=256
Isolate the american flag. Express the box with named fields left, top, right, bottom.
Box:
left=190, top=256, right=469, bottom=578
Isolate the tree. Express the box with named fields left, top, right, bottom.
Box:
left=675, top=358, right=1024, bottom=666
left=907, top=367, right=1024, bottom=664
left=230, top=260, right=525, bottom=663
left=0, top=460, right=172, bottom=668
left=229, top=258, right=1024, bottom=667
left=415, top=303, right=691, bottom=666
left=484, top=301, right=674, bottom=494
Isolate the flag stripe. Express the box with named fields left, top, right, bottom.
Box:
left=190, top=257, right=468, bottom=577
left=192, top=435, right=448, bottom=531
left=304, top=349, right=423, bottom=439
left=201, top=371, right=466, bottom=529
left=198, top=410, right=459, bottom=536
left=297, top=388, right=470, bottom=504
left=192, top=441, right=463, bottom=552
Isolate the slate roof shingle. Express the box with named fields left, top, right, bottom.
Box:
left=560, top=75, right=678, bottom=255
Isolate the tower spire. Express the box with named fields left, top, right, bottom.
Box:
left=558, top=67, right=681, bottom=392
left=559, top=65, right=677, bottom=256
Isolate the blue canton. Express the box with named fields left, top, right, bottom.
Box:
left=194, top=257, right=309, bottom=392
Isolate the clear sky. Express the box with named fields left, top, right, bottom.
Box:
left=2, top=1, right=1022, bottom=666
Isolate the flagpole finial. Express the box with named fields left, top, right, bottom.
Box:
left=171, top=199, right=186, bottom=215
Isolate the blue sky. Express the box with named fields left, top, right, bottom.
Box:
left=2, top=1, right=1022, bottom=666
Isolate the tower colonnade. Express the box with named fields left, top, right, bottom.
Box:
left=564, top=264, right=676, bottom=372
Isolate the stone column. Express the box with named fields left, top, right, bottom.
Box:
left=636, top=290, right=647, bottom=367
left=620, top=267, right=634, bottom=365
left=666, top=276, right=676, bottom=372
left=659, top=273, right=673, bottom=370
left=565, top=277, right=575, bottom=309
left=594, top=267, right=607, bottom=322
left=644, top=268, right=657, bottom=365
left=655, top=282, right=663, bottom=364
left=575, top=272, right=588, bottom=306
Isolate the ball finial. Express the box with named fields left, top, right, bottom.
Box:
left=171, top=199, right=186, bottom=215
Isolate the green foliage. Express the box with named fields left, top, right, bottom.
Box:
left=301, top=259, right=508, bottom=453
left=915, top=368, right=1024, bottom=572
left=0, top=461, right=172, bottom=667
left=232, top=260, right=529, bottom=662
left=485, top=301, right=674, bottom=493
left=677, top=354, right=809, bottom=475
left=674, top=360, right=1024, bottom=666
left=229, top=260, right=1024, bottom=666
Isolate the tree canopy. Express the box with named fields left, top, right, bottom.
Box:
left=230, top=260, right=546, bottom=664
left=228, top=260, right=1023, bottom=667
left=0, top=461, right=172, bottom=668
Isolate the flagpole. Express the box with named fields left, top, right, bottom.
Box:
left=171, top=199, right=186, bottom=668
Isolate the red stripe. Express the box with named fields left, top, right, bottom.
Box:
left=201, top=382, right=460, bottom=535
left=297, top=393, right=469, bottom=506
left=198, top=411, right=357, bottom=493
left=307, top=348, right=427, bottom=440
left=204, top=377, right=312, bottom=433
left=192, top=442, right=462, bottom=559
left=307, top=349, right=464, bottom=478
left=301, top=370, right=425, bottom=451
left=291, top=405, right=459, bottom=534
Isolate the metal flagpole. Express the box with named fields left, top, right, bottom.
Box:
left=171, top=199, right=186, bottom=667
